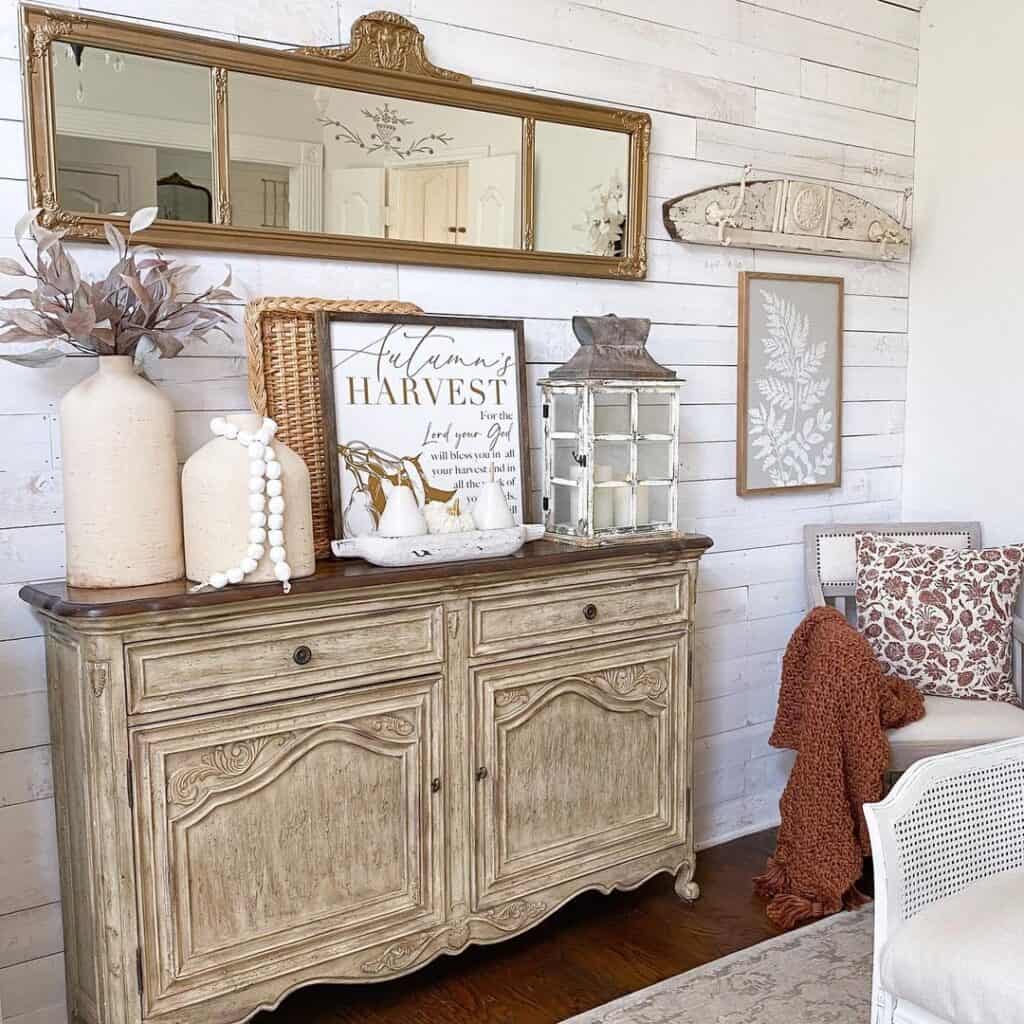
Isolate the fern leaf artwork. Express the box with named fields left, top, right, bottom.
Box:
left=739, top=275, right=842, bottom=494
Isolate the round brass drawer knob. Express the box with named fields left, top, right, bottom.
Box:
left=292, top=645, right=313, bottom=666
left=582, top=603, right=598, bottom=621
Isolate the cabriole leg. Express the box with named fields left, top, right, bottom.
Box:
left=674, top=862, right=700, bottom=902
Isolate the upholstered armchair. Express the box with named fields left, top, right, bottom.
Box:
left=864, top=737, right=1024, bottom=1024
left=804, top=522, right=1024, bottom=771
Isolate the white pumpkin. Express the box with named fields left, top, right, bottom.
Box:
left=424, top=496, right=477, bottom=534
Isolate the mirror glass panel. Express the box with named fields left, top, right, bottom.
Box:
left=52, top=47, right=214, bottom=220
left=28, top=8, right=649, bottom=277
left=228, top=72, right=523, bottom=247
left=534, top=121, right=629, bottom=256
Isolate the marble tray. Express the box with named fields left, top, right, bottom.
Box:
left=331, top=524, right=546, bottom=567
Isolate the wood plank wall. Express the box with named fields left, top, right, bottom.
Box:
left=0, top=0, right=920, bottom=1019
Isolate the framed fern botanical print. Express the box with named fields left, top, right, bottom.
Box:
left=737, top=272, right=843, bottom=496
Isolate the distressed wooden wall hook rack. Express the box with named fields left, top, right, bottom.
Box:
left=663, top=170, right=911, bottom=262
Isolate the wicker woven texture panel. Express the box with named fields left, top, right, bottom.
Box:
left=894, top=759, right=1024, bottom=919
left=246, top=298, right=424, bottom=557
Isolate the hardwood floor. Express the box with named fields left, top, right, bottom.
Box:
left=255, top=829, right=783, bottom=1024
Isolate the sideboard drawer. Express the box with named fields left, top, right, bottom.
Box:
left=126, top=605, right=444, bottom=715
left=469, top=572, right=688, bottom=657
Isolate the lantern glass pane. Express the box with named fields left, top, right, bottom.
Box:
left=637, top=439, right=673, bottom=481
left=638, top=483, right=671, bottom=526
left=593, top=391, right=632, bottom=436
left=593, top=482, right=631, bottom=532
left=552, top=391, right=582, bottom=435
left=593, top=440, right=631, bottom=483
left=552, top=482, right=579, bottom=531
left=637, top=391, right=674, bottom=435
left=553, top=437, right=582, bottom=481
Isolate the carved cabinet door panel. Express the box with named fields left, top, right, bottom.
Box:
left=131, top=677, right=444, bottom=1021
left=471, top=638, right=688, bottom=909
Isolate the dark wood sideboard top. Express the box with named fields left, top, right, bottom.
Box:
left=19, top=535, right=713, bottom=620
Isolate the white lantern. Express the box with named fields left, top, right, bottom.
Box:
left=540, top=315, right=682, bottom=543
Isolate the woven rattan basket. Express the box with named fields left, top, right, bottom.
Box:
left=245, top=297, right=424, bottom=558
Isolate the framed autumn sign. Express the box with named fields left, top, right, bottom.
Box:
left=737, top=272, right=843, bottom=496
left=318, top=312, right=531, bottom=539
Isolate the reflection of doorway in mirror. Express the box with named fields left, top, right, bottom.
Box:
left=56, top=165, right=124, bottom=215
left=52, top=47, right=215, bottom=220
left=390, top=163, right=463, bottom=245
left=330, top=153, right=518, bottom=247
left=230, top=162, right=292, bottom=229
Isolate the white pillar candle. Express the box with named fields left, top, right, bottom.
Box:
left=593, top=465, right=614, bottom=530
left=613, top=484, right=631, bottom=527
left=637, top=485, right=650, bottom=526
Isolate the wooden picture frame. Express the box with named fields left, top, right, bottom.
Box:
left=318, top=313, right=531, bottom=542
left=737, top=271, right=843, bottom=496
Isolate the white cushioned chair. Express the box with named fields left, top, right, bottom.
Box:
left=865, top=737, right=1024, bottom=1024
left=804, top=522, right=1024, bottom=771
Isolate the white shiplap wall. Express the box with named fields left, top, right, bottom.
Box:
left=0, top=1, right=919, bottom=1019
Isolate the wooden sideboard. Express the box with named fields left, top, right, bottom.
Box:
left=21, top=537, right=711, bottom=1024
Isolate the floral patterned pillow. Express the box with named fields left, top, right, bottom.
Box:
left=855, top=533, right=1024, bottom=702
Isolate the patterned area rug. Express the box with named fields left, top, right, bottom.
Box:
left=563, top=907, right=873, bottom=1024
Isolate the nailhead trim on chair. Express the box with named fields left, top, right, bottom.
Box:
left=816, top=530, right=974, bottom=587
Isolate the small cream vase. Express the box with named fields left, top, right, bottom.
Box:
left=60, top=355, right=184, bottom=588
left=182, top=413, right=315, bottom=584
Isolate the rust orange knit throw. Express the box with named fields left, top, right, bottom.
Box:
left=754, top=605, right=924, bottom=930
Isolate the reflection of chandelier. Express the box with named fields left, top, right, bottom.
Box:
left=63, top=44, right=124, bottom=105
left=317, top=102, right=453, bottom=160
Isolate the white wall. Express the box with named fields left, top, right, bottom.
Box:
left=902, top=0, right=1020, bottom=544
left=0, top=1, right=919, bottom=1019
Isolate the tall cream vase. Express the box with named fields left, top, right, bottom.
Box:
left=60, top=355, right=185, bottom=588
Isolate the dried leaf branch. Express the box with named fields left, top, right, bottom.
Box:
left=0, top=207, right=240, bottom=368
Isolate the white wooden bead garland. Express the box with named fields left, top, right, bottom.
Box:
left=191, top=416, right=294, bottom=594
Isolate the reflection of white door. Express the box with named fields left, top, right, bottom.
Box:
left=389, top=164, right=464, bottom=245
left=466, top=153, right=518, bottom=248
left=55, top=135, right=158, bottom=213
left=329, top=155, right=519, bottom=245
left=328, top=167, right=386, bottom=237
left=57, top=167, right=123, bottom=214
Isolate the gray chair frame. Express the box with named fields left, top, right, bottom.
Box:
left=804, top=521, right=1024, bottom=702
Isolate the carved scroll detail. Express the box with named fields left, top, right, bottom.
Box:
left=355, top=713, right=416, bottom=738
left=601, top=663, right=669, bottom=700
left=360, top=899, right=547, bottom=975
left=300, top=12, right=470, bottom=84
left=27, top=12, right=88, bottom=72
left=33, top=174, right=104, bottom=239
left=86, top=661, right=109, bottom=698
left=610, top=241, right=647, bottom=279
left=213, top=67, right=228, bottom=104
left=557, top=663, right=669, bottom=704
left=494, top=688, right=531, bottom=714
left=168, top=734, right=296, bottom=807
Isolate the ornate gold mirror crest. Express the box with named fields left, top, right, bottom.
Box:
left=20, top=7, right=650, bottom=279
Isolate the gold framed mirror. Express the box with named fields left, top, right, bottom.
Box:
left=21, top=7, right=650, bottom=279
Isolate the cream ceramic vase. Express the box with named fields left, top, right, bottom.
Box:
left=60, top=355, right=185, bottom=588
left=182, top=413, right=315, bottom=584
